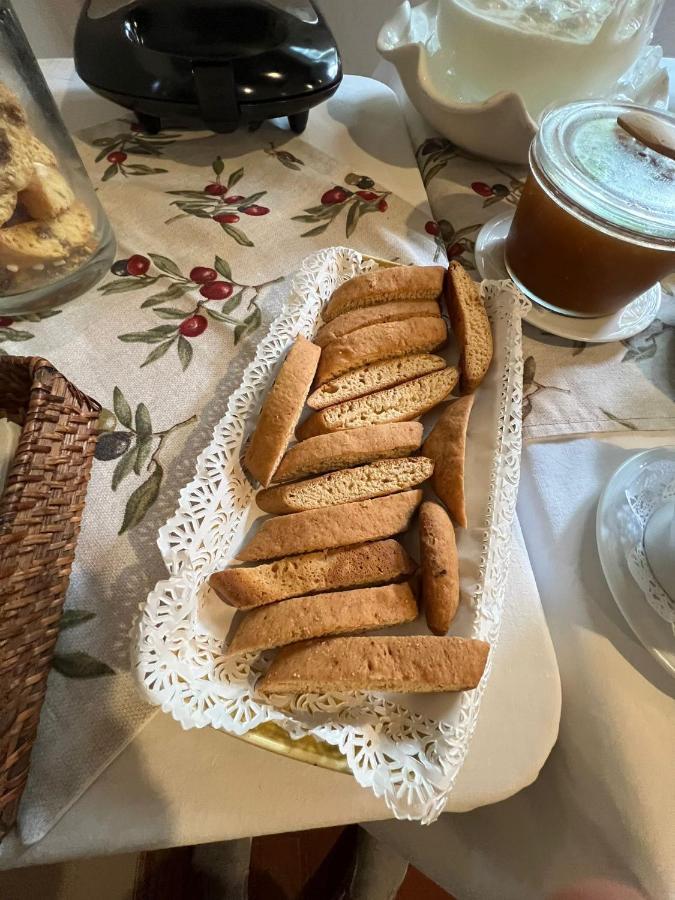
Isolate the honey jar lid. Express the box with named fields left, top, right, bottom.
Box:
left=533, top=101, right=675, bottom=248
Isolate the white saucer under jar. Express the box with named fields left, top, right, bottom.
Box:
left=504, top=101, right=675, bottom=319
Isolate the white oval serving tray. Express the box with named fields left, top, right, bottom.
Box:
left=134, top=247, right=530, bottom=824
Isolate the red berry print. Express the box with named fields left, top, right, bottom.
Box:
left=471, top=181, right=493, bottom=198
left=199, top=281, right=233, bottom=300
left=447, top=242, right=464, bottom=258
left=377, top=198, right=388, bottom=212
left=356, top=190, right=378, bottom=202
left=223, top=195, right=244, bottom=204
left=204, top=183, right=226, bottom=196
left=179, top=314, right=208, bottom=337
left=213, top=212, right=240, bottom=224
left=0, top=315, right=14, bottom=327
left=321, top=187, right=349, bottom=205
left=126, top=254, right=150, bottom=276
left=189, top=266, right=217, bottom=284
left=425, top=220, right=440, bottom=236
left=107, top=150, right=127, bottom=164
left=240, top=205, right=269, bottom=216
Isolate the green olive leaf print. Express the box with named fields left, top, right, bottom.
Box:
left=133, top=435, right=154, bottom=475
left=112, top=446, right=137, bottom=490
left=97, top=388, right=196, bottom=532
left=134, top=403, right=152, bottom=438
left=293, top=174, right=389, bottom=238
left=119, top=462, right=164, bottom=534
left=113, top=386, right=133, bottom=428
left=52, top=652, right=115, bottom=678
left=148, top=254, right=183, bottom=277
left=59, top=609, right=96, bottom=631
left=104, top=253, right=280, bottom=370
left=165, top=158, right=269, bottom=243
left=92, top=125, right=178, bottom=181
left=53, top=609, right=112, bottom=679
left=0, top=309, right=61, bottom=355
left=265, top=143, right=305, bottom=171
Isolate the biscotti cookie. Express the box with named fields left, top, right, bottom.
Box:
left=0, top=189, right=16, bottom=226
left=323, top=265, right=444, bottom=322
left=0, top=200, right=93, bottom=265
left=315, top=317, right=447, bottom=386
left=423, top=395, right=474, bottom=528
left=0, top=123, right=34, bottom=193
left=297, top=368, right=458, bottom=440
left=244, top=335, right=320, bottom=487
left=273, top=422, right=424, bottom=483
left=225, top=582, right=418, bottom=656
left=260, top=635, right=490, bottom=693
left=25, top=133, right=57, bottom=168
left=257, top=456, right=433, bottom=514
left=445, top=261, right=493, bottom=393
left=238, top=489, right=423, bottom=561
left=314, top=299, right=441, bottom=347
left=20, top=162, right=74, bottom=220
left=307, top=354, right=446, bottom=410
left=210, top=540, right=416, bottom=608
left=419, top=501, right=459, bottom=635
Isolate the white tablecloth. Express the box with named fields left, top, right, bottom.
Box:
left=368, top=432, right=675, bottom=900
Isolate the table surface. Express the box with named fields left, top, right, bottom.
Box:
left=0, top=64, right=560, bottom=868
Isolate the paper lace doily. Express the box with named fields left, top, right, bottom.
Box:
left=134, top=247, right=529, bottom=824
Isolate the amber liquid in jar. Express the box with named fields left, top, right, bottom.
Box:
left=505, top=174, right=675, bottom=317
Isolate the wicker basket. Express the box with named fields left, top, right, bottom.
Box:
left=0, top=356, right=100, bottom=839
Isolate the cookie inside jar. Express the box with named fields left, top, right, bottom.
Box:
left=0, top=81, right=107, bottom=302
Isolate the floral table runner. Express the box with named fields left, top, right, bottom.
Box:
left=401, top=101, right=675, bottom=440
left=9, top=118, right=437, bottom=844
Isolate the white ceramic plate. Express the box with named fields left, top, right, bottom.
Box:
left=474, top=212, right=662, bottom=343
left=596, top=447, right=675, bottom=678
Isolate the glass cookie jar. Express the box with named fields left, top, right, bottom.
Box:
left=505, top=101, right=675, bottom=317
left=0, top=0, right=114, bottom=313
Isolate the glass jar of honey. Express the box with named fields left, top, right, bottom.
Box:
left=505, top=101, right=675, bottom=317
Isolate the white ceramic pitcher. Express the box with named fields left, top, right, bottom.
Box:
left=378, top=0, right=668, bottom=163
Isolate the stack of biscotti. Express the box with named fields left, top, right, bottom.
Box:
left=0, top=82, right=93, bottom=286
left=212, top=263, right=494, bottom=695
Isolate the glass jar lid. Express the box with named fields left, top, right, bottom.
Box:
left=533, top=101, right=675, bottom=248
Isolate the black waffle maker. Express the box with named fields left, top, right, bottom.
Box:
left=74, top=0, right=342, bottom=134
